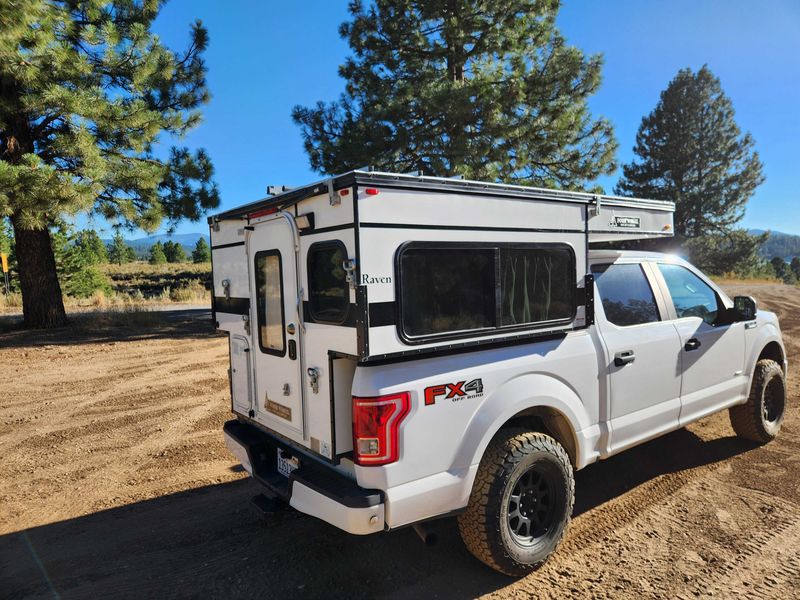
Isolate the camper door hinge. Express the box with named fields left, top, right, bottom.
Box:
left=342, top=259, right=357, bottom=290
left=589, top=195, right=602, bottom=217
left=327, top=179, right=340, bottom=206
left=242, top=314, right=250, bottom=336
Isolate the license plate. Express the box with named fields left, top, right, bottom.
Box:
left=277, top=449, right=299, bottom=478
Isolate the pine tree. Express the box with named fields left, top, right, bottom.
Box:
left=293, top=0, right=616, bottom=188
left=163, top=240, right=186, bottom=263
left=0, top=218, right=12, bottom=256
left=684, top=230, right=767, bottom=276
left=74, top=229, right=108, bottom=264
left=192, top=237, right=210, bottom=263
left=125, top=245, right=139, bottom=262
left=615, top=66, right=764, bottom=239
left=107, top=231, right=130, bottom=266
left=148, top=242, right=167, bottom=265
left=790, top=257, right=800, bottom=280
left=0, top=1, right=219, bottom=328
left=51, top=223, right=111, bottom=297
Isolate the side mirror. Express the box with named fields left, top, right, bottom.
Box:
left=734, top=295, right=757, bottom=321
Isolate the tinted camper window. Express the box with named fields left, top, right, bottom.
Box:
left=400, top=247, right=496, bottom=337
left=500, top=247, right=574, bottom=326
left=398, top=243, right=575, bottom=341
left=308, top=241, right=349, bottom=324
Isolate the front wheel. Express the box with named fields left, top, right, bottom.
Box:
left=729, top=358, right=786, bottom=443
left=457, top=429, right=574, bottom=576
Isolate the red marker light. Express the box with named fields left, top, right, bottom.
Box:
left=365, top=188, right=379, bottom=195
left=339, top=189, right=350, bottom=196
left=248, top=207, right=277, bottom=219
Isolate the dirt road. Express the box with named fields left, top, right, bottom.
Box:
left=1, top=285, right=799, bottom=599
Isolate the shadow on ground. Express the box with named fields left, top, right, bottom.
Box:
left=1, top=427, right=756, bottom=600
left=0, top=308, right=216, bottom=346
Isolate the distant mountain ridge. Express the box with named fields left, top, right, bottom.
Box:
left=102, top=233, right=210, bottom=257
left=749, top=229, right=800, bottom=260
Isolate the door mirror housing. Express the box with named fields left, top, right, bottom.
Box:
left=733, top=295, right=757, bottom=321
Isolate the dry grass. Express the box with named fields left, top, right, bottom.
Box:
left=0, top=292, right=22, bottom=310
left=711, top=275, right=783, bottom=286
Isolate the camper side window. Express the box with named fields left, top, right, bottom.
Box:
left=255, top=250, right=286, bottom=355
left=398, top=243, right=575, bottom=341
left=307, top=241, right=350, bottom=324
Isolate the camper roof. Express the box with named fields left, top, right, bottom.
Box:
left=209, top=169, right=675, bottom=223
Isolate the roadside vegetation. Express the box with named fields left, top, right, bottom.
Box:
left=1, top=223, right=211, bottom=313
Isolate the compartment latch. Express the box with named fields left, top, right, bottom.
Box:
left=307, top=367, right=321, bottom=394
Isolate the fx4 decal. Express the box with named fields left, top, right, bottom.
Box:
left=424, top=378, right=484, bottom=406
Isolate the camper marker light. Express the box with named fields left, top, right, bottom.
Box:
left=365, top=188, right=380, bottom=195
left=352, top=392, right=410, bottom=466
left=248, top=206, right=277, bottom=220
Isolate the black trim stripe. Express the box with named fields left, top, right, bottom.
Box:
left=299, top=222, right=355, bottom=237
left=214, top=296, right=250, bottom=315
left=359, top=222, right=584, bottom=234
left=369, top=302, right=395, bottom=327
left=359, top=330, right=570, bottom=366
left=211, top=241, right=245, bottom=250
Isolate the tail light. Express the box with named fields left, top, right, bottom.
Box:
left=352, top=392, right=410, bottom=466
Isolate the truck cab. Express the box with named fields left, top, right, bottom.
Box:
left=213, top=171, right=787, bottom=576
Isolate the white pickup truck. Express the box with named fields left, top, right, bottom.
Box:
left=212, top=171, right=787, bottom=575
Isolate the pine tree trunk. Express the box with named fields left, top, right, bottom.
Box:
left=11, top=214, right=67, bottom=329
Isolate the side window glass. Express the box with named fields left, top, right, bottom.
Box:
left=500, top=247, right=574, bottom=326
left=255, top=251, right=285, bottom=355
left=657, top=263, right=719, bottom=324
left=592, top=263, right=660, bottom=326
left=308, top=242, right=349, bottom=324
left=400, top=247, right=496, bottom=337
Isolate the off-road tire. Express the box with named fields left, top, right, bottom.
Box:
left=457, top=428, right=574, bottom=577
left=729, top=358, right=786, bottom=443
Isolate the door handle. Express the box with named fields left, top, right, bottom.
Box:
left=684, top=338, right=701, bottom=351
left=614, top=350, right=635, bottom=367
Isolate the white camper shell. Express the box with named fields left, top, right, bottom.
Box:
left=211, top=170, right=674, bottom=463
left=213, top=171, right=789, bottom=575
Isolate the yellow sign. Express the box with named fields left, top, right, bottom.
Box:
left=0, top=253, right=7, bottom=273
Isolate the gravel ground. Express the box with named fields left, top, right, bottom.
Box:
left=1, top=285, right=799, bottom=599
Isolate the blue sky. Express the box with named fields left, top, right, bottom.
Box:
left=83, top=0, right=800, bottom=238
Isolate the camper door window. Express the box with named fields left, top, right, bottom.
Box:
left=255, top=250, right=286, bottom=356
left=397, top=242, right=575, bottom=342
left=307, top=241, right=350, bottom=324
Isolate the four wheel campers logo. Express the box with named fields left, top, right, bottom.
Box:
left=424, top=378, right=484, bottom=405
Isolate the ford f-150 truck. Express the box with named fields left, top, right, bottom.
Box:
left=211, top=171, right=787, bottom=575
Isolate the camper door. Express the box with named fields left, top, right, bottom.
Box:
left=247, top=215, right=306, bottom=442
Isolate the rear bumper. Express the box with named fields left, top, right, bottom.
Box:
left=223, top=420, right=385, bottom=535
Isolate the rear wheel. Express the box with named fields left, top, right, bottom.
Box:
left=729, top=358, right=786, bottom=443
left=457, top=429, right=574, bottom=576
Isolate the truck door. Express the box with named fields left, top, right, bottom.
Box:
left=653, top=262, right=747, bottom=425
left=592, top=261, right=683, bottom=453
left=247, top=215, right=305, bottom=441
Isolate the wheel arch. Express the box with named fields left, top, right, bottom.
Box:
left=758, top=340, right=785, bottom=372
left=454, top=373, right=594, bottom=479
